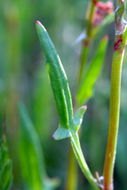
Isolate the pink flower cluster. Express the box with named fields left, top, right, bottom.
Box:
left=92, top=1, right=114, bottom=26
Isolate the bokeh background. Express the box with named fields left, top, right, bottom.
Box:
left=0, top=0, right=127, bottom=190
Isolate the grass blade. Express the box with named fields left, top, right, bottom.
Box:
left=19, top=103, right=53, bottom=190
left=0, top=136, right=12, bottom=190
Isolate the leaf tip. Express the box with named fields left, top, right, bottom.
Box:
left=35, top=20, right=42, bottom=25
left=35, top=20, right=47, bottom=34
left=72, top=105, right=87, bottom=132
left=80, top=105, right=87, bottom=111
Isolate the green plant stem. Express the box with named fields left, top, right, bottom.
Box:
left=65, top=147, right=77, bottom=190
left=78, top=0, right=97, bottom=82
left=103, top=38, right=126, bottom=190
left=103, top=0, right=127, bottom=188
left=70, top=132, right=99, bottom=190
left=85, top=0, right=98, bottom=39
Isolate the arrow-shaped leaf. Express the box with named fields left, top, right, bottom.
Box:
left=36, top=21, right=73, bottom=140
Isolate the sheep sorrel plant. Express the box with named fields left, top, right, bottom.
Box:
left=1, top=0, right=127, bottom=190
left=36, top=0, right=127, bottom=190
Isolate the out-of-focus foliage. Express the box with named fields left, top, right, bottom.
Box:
left=19, top=103, right=59, bottom=190
left=77, top=36, right=108, bottom=105
left=0, top=0, right=127, bottom=190
left=0, top=136, right=12, bottom=190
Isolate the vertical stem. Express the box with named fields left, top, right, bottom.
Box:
left=70, top=132, right=99, bottom=190
left=86, top=0, right=97, bottom=38
left=65, top=147, right=77, bottom=190
left=103, top=1, right=127, bottom=189
left=103, top=36, right=126, bottom=190
left=78, top=0, right=98, bottom=81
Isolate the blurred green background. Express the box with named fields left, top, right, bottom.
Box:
left=0, top=0, right=127, bottom=190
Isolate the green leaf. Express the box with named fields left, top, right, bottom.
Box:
left=18, top=103, right=59, bottom=190
left=77, top=36, right=108, bottom=105
left=36, top=21, right=73, bottom=140
left=94, top=12, right=114, bottom=37
left=52, top=127, right=71, bottom=140
left=53, top=106, right=87, bottom=143
left=73, top=106, right=87, bottom=132
left=0, top=136, right=12, bottom=190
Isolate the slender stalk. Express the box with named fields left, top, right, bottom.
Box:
left=103, top=41, right=125, bottom=190
left=65, top=147, right=77, bottom=190
left=103, top=1, right=127, bottom=189
left=70, top=132, right=99, bottom=190
left=86, top=0, right=97, bottom=37
left=78, top=0, right=98, bottom=81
